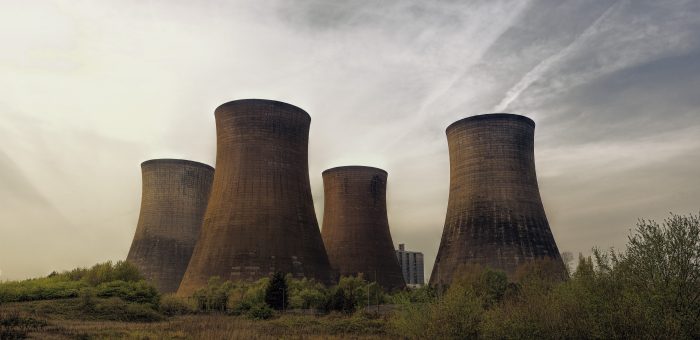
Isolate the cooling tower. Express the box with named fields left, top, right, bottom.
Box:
left=430, top=114, right=563, bottom=285
left=321, top=166, right=406, bottom=290
left=127, top=159, right=214, bottom=293
left=177, top=99, right=332, bottom=296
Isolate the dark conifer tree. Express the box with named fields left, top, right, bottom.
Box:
left=264, top=272, right=288, bottom=310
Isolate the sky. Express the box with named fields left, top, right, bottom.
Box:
left=1, top=0, right=699, bottom=281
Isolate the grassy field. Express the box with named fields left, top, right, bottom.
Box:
left=1, top=299, right=389, bottom=339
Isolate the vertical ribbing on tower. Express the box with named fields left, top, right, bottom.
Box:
left=431, top=114, right=563, bottom=285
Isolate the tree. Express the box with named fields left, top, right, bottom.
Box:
left=264, top=272, right=288, bottom=311
left=614, top=212, right=700, bottom=338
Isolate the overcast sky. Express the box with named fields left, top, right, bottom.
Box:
left=1, top=0, right=699, bottom=281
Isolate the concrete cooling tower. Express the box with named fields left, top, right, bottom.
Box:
left=430, top=114, right=563, bottom=286
left=127, top=159, right=214, bottom=293
left=178, top=99, right=332, bottom=296
left=321, top=166, right=406, bottom=291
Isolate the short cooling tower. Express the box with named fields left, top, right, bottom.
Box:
left=321, top=166, right=406, bottom=290
left=127, top=159, right=214, bottom=293
left=430, top=114, right=563, bottom=285
left=177, top=99, right=332, bottom=296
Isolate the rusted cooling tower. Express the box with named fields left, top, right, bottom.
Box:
left=127, top=159, right=214, bottom=293
left=177, top=99, right=332, bottom=296
left=430, top=114, right=563, bottom=285
left=321, top=166, right=406, bottom=290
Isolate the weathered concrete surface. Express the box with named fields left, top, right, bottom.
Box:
left=321, top=166, right=406, bottom=291
left=127, top=159, right=214, bottom=293
left=178, top=99, right=332, bottom=296
left=430, top=114, right=564, bottom=285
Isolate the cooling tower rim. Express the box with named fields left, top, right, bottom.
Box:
left=141, top=158, right=214, bottom=171
left=322, top=165, right=388, bottom=175
left=214, top=99, right=311, bottom=120
left=446, top=113, right=535, bottom=133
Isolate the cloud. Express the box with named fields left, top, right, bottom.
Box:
left=0, top=0, right=698, bottom=281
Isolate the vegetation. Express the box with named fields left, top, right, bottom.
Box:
left=0, top=261, right=151, bottom=304
left=0, top=310, right=47, bottom=339
left=264, top=272, right=288, bottom=310
left=0, top=212, right=697, bottom=339
left=390, top=212, right=700, bottom=339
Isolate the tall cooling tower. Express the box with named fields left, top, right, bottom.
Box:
left=178, top=99, right=332, bottom=296
left=321, top=166, right=406, bottom=290
left=430, top=114, right=563, bottom=285
left=127, top=159, right=214, bottom=293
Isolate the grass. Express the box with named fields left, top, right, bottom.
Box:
left=1, top=300, right=388, bottom=339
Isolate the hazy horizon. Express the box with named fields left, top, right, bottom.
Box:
left=1, top=0, right=699, bottom=281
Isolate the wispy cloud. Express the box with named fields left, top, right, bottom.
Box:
left=0, top=0, right=698, bottom=280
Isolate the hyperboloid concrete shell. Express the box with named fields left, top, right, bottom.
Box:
left=321, top=166, right=406, bottom=290
left=127, top=159, right=214, bottom=293
left=177, top=99, right=332, bottom=296
left=430, top=114, right=563, bottom=285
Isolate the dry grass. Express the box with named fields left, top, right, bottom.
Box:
left=24, top=315, right=389, bottom=339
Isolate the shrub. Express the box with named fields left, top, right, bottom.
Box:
left=0, top=261, right=149, bottom=304
left=191, top=277, right=269, bottom=312
left=192, top=277, right=233, bottom=311
left=95, top=280, right=160, bottom=306
left=90, top=297, right=164, bottom=322
left=247, top=303, right=274, bottom=320
left=159, top=295, right=196, bottom=316
left=324, top=275, right=386, bottom=313
left=286, top=276, right=328, bottom=310
left=389, top=282, right=483, bottom=339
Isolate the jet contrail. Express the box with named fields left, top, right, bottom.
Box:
left=493, top=1, right=622, bottom=113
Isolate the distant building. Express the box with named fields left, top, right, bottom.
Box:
left=395, top=244, right=424, bottom=288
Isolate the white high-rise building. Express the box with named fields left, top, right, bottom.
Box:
left=395, top=244, right=424, bottom=288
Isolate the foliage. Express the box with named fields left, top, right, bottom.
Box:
left=95, top=280, right=160, bottom=306
left=482, top=213, right=700, bottom=338
left=324, top=275, right=387, bottom=313
left=83, top=297, right=164, bottom=322
left=390, top=212, right=700, bottom=339
left=191, top=277, right=269, bottom=313
left=389, top=285, right=436, bottom=304
left=159, top=295, right=197, bottom=316
left=264, top=272, right=288, bottom=310
left=390, top=266, right=496, bottom=339
left=246, top=302, right=274, bottom=320
left=0, top=261, right=149, bottom=303
left=286, top=275, right=328, bottom=309
left=192, top=277, right=233, bottom=312
left=188, top=273, right=386, bottom=314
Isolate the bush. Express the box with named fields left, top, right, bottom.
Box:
left=0, top=261, right=148, bottom=303
left=286, top=276, right=328, bottom=310
left=192, top=277, right=233, bottom=311
left=390, top=282, right=483, bottom=339
left=159, top=295, right=196, bottom=316
left=95, top=280, right=160, bottom=306
left=90, top=297, right=164, bottom=322
left=324, top=275, right=387, bottom=313
left=191, top=277, right=269, bottom=313
left=247, top=303, right=274, bottom=320
left=481, top=212, right=700, bottom=339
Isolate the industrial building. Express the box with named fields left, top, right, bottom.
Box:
left=395, top=244, right=424, bottom=288
left=321, top=166, right=406, bottom=290
left=177, top=99, right=333, bottom=296
left=126, top=159, right=214, bottom=293
left=430, top=114, right=564, bottom=286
